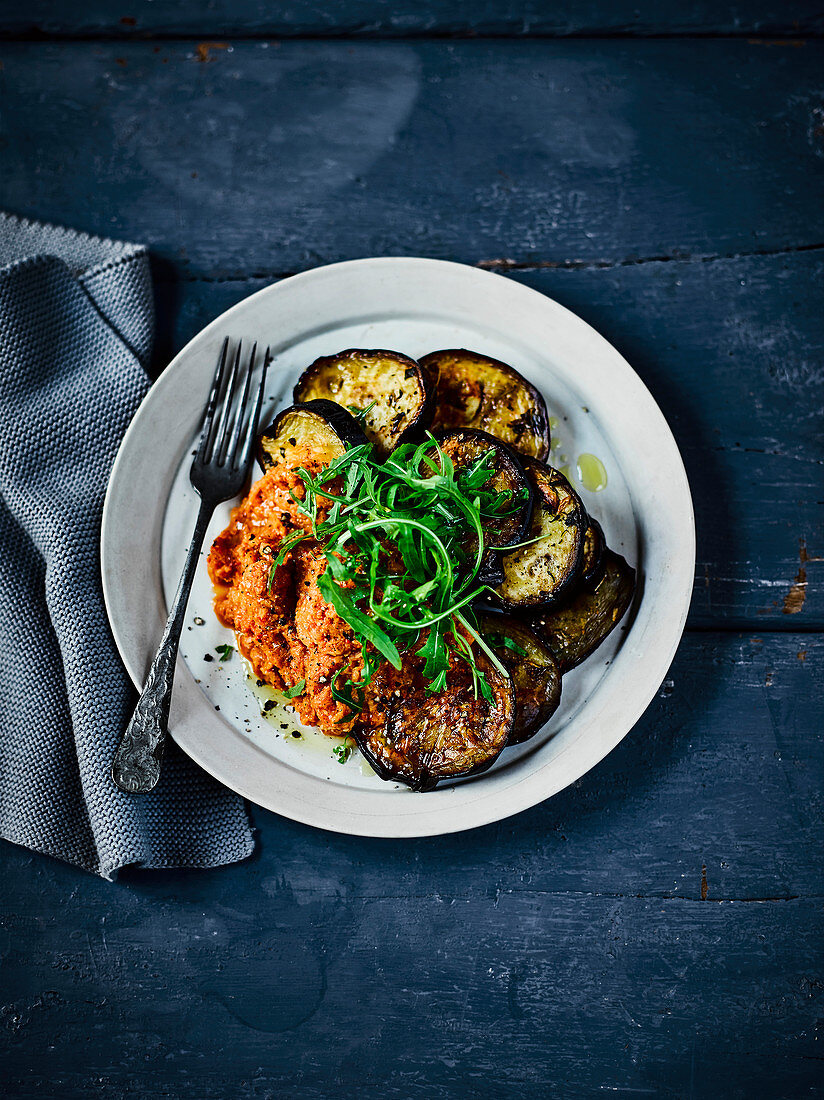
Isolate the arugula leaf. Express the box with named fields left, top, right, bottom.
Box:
left=346, top=400, right=377, bottom=425
left=331, top=670, right=364, bottom=712
left=284, top=678, right=305, bottom=699
left=317, top=571, right=402, bottom=670
left=333, top=736, right=355, bottom=764
left=486, top=633, right=528, bottom=658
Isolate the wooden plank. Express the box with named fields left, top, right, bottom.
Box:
left=0, top=41, right=822, bottom=270
left=1, top=0, right=822, bottom=39
left=150, top=249, right=824, bottom=628
left=1, top=894, right=821, bottom=1099
left=0, top=634, right=821, bottom=1099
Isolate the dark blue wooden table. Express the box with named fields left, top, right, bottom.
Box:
left=1, top=4, right=822, bottom=1097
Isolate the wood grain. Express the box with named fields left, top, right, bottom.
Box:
left=1, top=633, right=820, bottom=1098
left=0, top=41, right=822, bottom=270
left=1, top=0, right=822, bottom=38
left=1, top=24, right=822, bottom=1099
left=1, top=900, right=821, bottom=1099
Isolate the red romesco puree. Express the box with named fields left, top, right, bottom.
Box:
left=208, top=446, right=365, bottom=735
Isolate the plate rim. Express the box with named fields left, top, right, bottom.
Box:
left=102, top=256, right=695, bottom=837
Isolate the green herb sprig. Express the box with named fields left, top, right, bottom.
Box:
left=283, top=678, right=306, bottom=699
left=333, top=736, right=355, bottom=764
left=267, top=435, right=523, bottom=710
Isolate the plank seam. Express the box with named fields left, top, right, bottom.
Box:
left=161, top=242, right=824, bottom=285
left=273, top=892, right=824, bottom=902
left=477, top=242, right=824, bottom=271
left=0, top=30, right=822, bottom=43
left=684, top=625, right=824, bottom=634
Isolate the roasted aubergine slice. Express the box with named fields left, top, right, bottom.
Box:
left=355, top=650, right=514, bottom=791
left=420, top=349, right=550, bottom=461
left=531, top=549, right=636, bottom=671
left=579, top=515, right=606, bottom=587
left=480, top=614, right=561, bottom=745
left=434, top=429, right=534, bottom=551
left=257, top=400, right=368, bottom=471
left=293, top=348, right=434, bottom=458
left=491, top=459, right=586, bottom=609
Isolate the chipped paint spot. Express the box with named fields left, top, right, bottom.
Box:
left=747, top=38, right=806, bottom=46
left=765, top=669, right=774, bottom=686
left=701, top=865, right=708, bottom=900
left=783, top=538, right=821, bottom=615
left=195, top=42, right=230, bottom=63
left=797, top=650, right=808, bottom=662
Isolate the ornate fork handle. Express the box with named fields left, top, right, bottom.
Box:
left=112, top=502, right=213, bottom=793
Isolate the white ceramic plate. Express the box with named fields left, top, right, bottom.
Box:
left=102, top=257, right=694, bottom=837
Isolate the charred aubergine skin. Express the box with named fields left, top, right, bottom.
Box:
left=293, top=348, right=434, bottom=458
left=579, top=515, right=606, bottom=587
left=531, top=548, right=636, bottom=671
left=354, top=652, right=515, bottom=791
left=481, top=614, right=562, bottom=745
left=491, top=458, right=586, bottom=610
left=257, top=399, right=368, bottom=472
left=420, top=349, right=550, bottom=461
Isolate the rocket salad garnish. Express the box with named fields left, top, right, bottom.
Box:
left=268, top=435, right=527, bottom=711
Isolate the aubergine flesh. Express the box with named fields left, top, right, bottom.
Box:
left=531, top=548, right=636, bottom=671
left=257, top=400, right=368, bottom=472
left=294, top=348, right=434, bottom=458
left=480, top=614, right=561, bottom=745
left=355, top=650, right=514, bottom=791
left=492, top=459, right=585, bottom=609
left=420, top=349, right=550, bottom=461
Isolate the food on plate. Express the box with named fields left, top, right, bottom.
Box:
left=491, top=459, right=586, bottom=609
left=257, top=399, right=368, bottom=471
left=531, top=549, right=636, bottom=671
left=419, top=349, right=550, bottom=461
left=480, top=614, right=561, bottom=745
left=293, top=349, right=433, bottom=457
left=436, top=430, right=533, bottom=550
left=578, top=515, right=606, bottom=587
left=357, top=649, right=515, bottom=790
left=208, top=346, right=636, bottom=789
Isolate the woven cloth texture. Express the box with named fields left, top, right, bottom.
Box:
left=0, top=213, right=254, bottom=879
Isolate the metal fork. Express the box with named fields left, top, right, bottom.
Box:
left=112, top=338, right=269, bottom=793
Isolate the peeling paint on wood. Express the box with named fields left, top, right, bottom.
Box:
left=783, top=539, right=822, bottom=615
left=194, top=41, right=230, bottom=63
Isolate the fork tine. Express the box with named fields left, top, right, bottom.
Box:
left=212, top=339, right=242, bottom=464
left=236, top=346, right=269, bottom=470
left=195, top=336, right=230, bottom=462
left=226, top=341, right=256, bottom=466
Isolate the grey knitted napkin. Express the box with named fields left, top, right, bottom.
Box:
left=0, top=213, right=254, bottom=878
